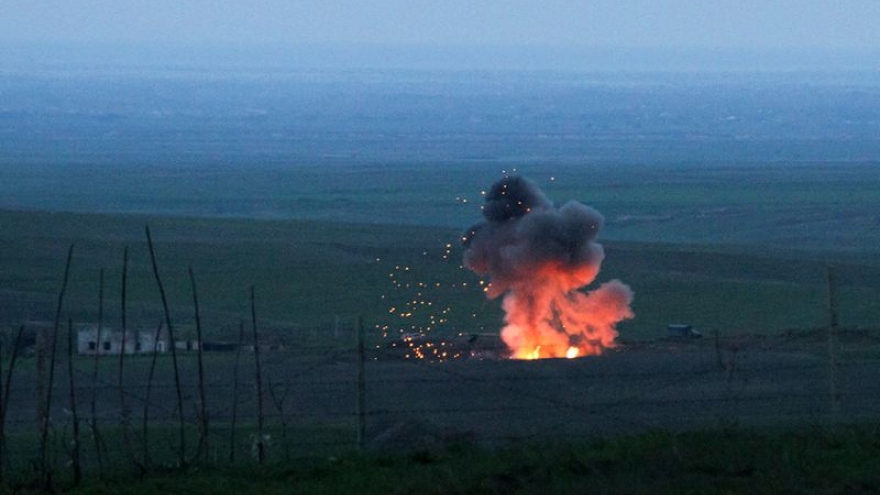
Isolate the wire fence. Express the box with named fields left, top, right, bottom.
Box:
left=1, top=323, right=878, bottom=488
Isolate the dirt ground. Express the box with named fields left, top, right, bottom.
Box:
left=355, top=329, right=880, bottom=445
left=3, top=329, right=878, bottom=453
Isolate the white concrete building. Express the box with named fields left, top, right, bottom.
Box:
left=77, top=325, right=168, bottom=355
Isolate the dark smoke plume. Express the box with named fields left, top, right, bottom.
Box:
left=462, top=175, right=633, bottom=359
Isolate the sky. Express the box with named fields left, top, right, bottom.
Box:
left=3, top=1, right=880, bottom=70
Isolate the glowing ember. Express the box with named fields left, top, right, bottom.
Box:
left=462, top=175, right=634, bottom=360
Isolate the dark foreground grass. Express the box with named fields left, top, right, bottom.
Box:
left=26, top=424, right=880, bottom=495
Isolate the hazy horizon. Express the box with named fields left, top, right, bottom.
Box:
left=3, top=1, right=880, bottom=73
left=4, top=41, right=880, bottom=73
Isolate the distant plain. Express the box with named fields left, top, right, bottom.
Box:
left=1, top=67, right=879, bottom=342
left=2, top=64, right=880, bottom=494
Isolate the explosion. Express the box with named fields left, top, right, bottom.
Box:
left=462, top=175, right=633, bottom=359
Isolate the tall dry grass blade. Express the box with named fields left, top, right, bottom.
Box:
left=251, top=286, right=265, bottom=464
left=189, top=267, right=209, bottom=464
left=66, top=318, right=82, bottom=486
left=40, top=243, right=74, bottom=489
left=142, top=321, right=164, bottom=470
left=89, top=268, right=106, bottom=475
left=117, top=246, right=137, bottom=470
left=229, top=320, right=245, bottom=464
left=118, top=248, right=128, bottom=416
left=145, top=225, right=187, bottom=467
left=0, top=325, right=25, bottom=480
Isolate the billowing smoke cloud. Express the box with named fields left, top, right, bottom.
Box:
left=462, top=175, right=633, bottom=359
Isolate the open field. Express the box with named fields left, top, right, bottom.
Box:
left=3, top=161, right=880, bottom=252
left=1, top=192, right=879, bottom=489
left=1, top=329, right=879, bottom=492
left=2, top=69, right=880, bottom=491
left=2, top=62, right=880, bottom=492
left=7, top=423, right=880, bottom=494
left=2, top=215, right=879, bottom=347
left=3, top=67, right=880, bottom=250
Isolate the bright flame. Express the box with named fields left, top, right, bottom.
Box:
left=499, top=267, right=633, bottom=360
left=463, top=175, right=635, bottom=361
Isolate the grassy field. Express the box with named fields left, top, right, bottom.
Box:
left=2, top=326, right=880, bottom=493
left=4, top=162, right=880, bottom=251
left=0, top=208, right=486, bottom=343
left=2, top=163, right=880, bottom=493
left=3, top=67, right=880, bottom=492
left=2, top=195, right=880, bottom=345
left=10, top=425, right=879, bottom=494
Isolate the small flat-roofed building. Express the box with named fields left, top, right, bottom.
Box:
left=77, top=325, right=168, bottom=355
